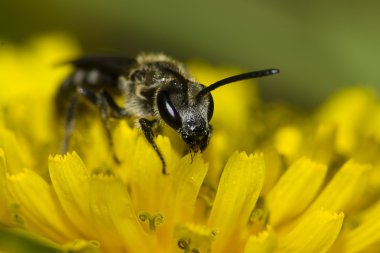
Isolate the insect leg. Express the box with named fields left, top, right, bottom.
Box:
left=61, top=95, right=78, bottom=154
left=139, top=118, right=167, bottom=175
left=99, top=90, right=131, bottom=118
left=77, top=88, right=125, bottom=164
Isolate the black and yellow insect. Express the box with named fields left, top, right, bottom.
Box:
left=56, top=53, right=279, bottom=174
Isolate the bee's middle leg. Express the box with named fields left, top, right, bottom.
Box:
left=78, top=88, right=129, bottom=164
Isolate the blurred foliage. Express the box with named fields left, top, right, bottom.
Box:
left=0, top=226, right=63, bottom=253
left=0, top=0, right=379, bottom=108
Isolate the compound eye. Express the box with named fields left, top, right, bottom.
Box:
left=157, top=90, right=182, bottom=130
left=207, top=94, right=214, bottom=121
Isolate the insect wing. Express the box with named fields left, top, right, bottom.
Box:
left=69, top=56, right=137, bottom=75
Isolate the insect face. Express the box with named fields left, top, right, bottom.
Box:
left=156, top=79, right=214, bottom=153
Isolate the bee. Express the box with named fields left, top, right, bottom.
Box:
left=56, top=53, right=279, bottom=174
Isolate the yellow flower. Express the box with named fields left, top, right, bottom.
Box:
left=1, top=34, right=380, bottom=253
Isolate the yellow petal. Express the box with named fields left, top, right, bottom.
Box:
left=207, top=152, right=265, bottom=252
left=154, top=154, right=209, bottom=248
left=112, top=121, right=139, bottom=181
left=73, top=120, right=111, bottom=169
left=63, top=239, right=101, bottom=253
left=274, top=126, right=303, bottom=161
left=0, top=34, right=79, bottom=103
left=203, top=130, right=231, bottom=185
left=89, top=171, right=151, bottom=253
left=0, top=128, right=32, bottom=174
left=48, top=152, right=96, bottom=238
left=366, top=105, right=380, bottom=142
left=329, top=200, right=380, bottom=253
left=129, top=135, right=179, bottom=212
left=315, top=87, right=375, bottom=155
left=244, top=225, right=277, bottom=253
left=306, top=123, right=337, bottom=165
left=308, top=160, right=371, bottom=213
left=172, top=223, right=215, bottom=253
left=266, top=157, right=327, bottom=226
left=169, top=154, right=208, bottom=222
left=6, top=168, right=78, bottom=242
left=277, top=210, right=344, bottom=253
left=0, top=149, right=11, bottom=224
left=261, top=149, right=283, bottom=196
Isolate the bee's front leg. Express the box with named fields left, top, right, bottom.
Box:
left=138, top=118, right=167, bottom=175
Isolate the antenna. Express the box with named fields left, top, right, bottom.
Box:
left=196, top=68, right=279, bottom=100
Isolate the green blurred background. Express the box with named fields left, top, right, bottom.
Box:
left=1, top=0, right=379, bottom=108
